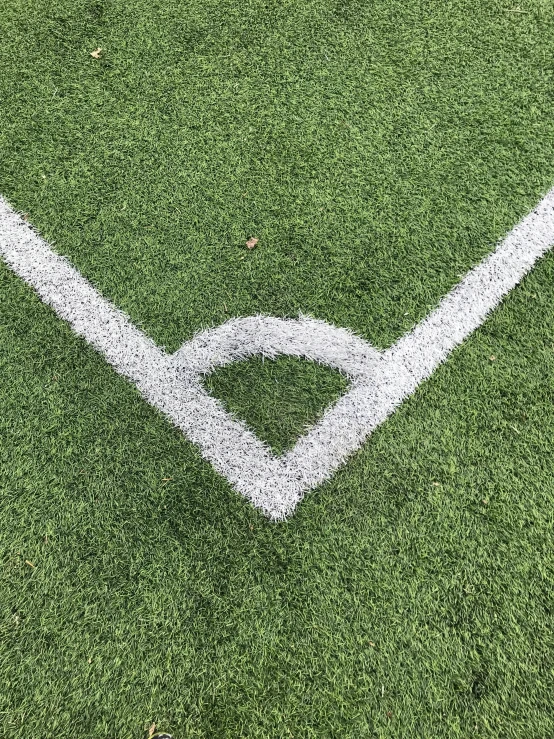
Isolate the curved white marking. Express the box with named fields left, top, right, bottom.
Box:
left=171, top=314, right=381, bottom=381
left=1, top=190, right=554, bottom=519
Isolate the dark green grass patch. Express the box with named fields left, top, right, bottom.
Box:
left=204, top=356, right=348, bottom=454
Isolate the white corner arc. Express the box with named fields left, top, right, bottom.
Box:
left=1, top=190, right=554, bottom=519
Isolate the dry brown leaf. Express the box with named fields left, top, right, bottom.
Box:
left=90, top=48, right=102, bottom=59
left=147, top=723, right=156, bottom=738
left=246, top=237, right=259, bottom=250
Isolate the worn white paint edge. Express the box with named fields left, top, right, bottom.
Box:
left=1, top=190, right=554, bottom=519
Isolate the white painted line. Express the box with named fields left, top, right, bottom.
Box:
left=1, top=190, right=554, bottom=519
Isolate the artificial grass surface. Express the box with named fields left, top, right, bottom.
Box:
left=2, top=243, right=554, bottom=739
left=1, top=0, right=554, bottom=736
left=204, top=356, right=349, bottom=454
left=2, top=0, right=554, bottom=351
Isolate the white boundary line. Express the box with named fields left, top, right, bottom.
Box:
left=2, top=191, right=554, bottom=519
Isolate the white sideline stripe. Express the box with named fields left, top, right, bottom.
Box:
left=1, top=190, right=554, bottom=519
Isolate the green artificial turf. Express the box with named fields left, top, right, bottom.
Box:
left=2, top=0, right=554, bottom=352
left=204, top=356, right=349, bottom=454
left=1, top=0, right=554, bottom=737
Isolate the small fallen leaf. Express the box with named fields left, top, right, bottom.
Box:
left=489, top=355, right=496, bottom=361
left=147, top=723, right=156, bottom=738
left=90, top=47, right=102, bottom=59
left=432, top=481, right=440, bottom=487
left=25, top=560, right=35, bottom=568
left=368, top=641, right=375, bottom=647
left=246, top=237, right=259, bottom=249
left=88, top=657, right=92, bottom=664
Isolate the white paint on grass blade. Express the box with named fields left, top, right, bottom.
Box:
left=1, top=190, right=554, bottom=519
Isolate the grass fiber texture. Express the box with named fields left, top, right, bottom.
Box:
left=1, top=0, right=554, bottom=736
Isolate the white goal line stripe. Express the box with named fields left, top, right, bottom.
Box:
left=1, top=190, right=554, bottom=519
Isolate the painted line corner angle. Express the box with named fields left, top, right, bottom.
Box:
left=1, top=190, right=554, bottom=519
